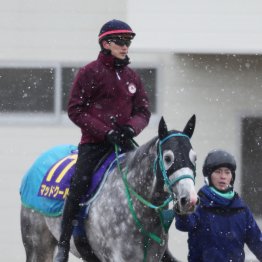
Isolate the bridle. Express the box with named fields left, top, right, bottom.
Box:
left=154, top=133, right=195, bottom=195
left=114, top=132, right=196, bottom=261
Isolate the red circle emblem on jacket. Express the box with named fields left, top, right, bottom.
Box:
left=128, top=83, right=137, bottom=94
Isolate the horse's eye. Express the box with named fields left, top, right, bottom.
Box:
left=163, top=150, right=175, bottom=170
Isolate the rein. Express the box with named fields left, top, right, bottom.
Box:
left=115, top=133, right=195, bottom=261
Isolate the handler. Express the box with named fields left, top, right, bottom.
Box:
left=175, top=149, right=262, bottom=262
left=55, top=19, right=151, bottom=262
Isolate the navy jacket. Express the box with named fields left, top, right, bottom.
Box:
left=175, top=185, right=262, bottom=262
left=68, top=52, right=151, bottom=144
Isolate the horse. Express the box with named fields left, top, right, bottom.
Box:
left=20, top=115, right=198, bottom=262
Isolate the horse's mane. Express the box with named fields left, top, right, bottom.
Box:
left=125, top=136, right=158, bottom=169
left=126, top=129, right=183, bottom=168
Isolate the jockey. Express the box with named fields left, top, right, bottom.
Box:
left=54, top=19, right=151, bottom=262
left=175, top=149, right=262, bottom=262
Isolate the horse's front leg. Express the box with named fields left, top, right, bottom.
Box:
left=161, top=248, right=179, bottom=262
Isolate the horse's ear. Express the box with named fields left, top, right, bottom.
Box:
left=183, top=114, right=196, bottom=138
left=158, top=116, right=168, bottom=140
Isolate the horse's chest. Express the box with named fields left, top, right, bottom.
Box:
left=86, top=174, right=167, bottom=261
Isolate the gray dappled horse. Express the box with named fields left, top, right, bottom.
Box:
left=20, top=115, right=198, bottom=262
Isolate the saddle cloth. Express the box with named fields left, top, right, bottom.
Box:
left=20, top=144, right=119, bottom=217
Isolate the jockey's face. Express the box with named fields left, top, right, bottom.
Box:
left=102, top=35, right=132, bottom=60
left=211, top=167, right=233, bottom=191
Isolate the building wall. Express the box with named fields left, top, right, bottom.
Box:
left=0, top=0, right=128, bottom=61
left=128, top=0, right=262, bottom=54
left=3, top=0, right=262, bottom=62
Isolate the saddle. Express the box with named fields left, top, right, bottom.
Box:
left=37, top=148, right=116, bottom=202
left=20, top=144, right=123, bottom=216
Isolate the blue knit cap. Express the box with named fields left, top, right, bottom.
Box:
left=98, top=19, right=136, bottom=42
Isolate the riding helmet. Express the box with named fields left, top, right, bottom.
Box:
left=98, top=19, right=136, bottom=42
left=202, top=149, right=236, bottom=185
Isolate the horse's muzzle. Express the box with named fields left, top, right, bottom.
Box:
left=174, top=195, right=199, bottom=215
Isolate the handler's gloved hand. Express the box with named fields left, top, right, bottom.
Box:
left=119, top=125, right=135, bottom=139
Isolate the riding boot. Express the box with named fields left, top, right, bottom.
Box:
left=54, top=197, right=80, bottom=262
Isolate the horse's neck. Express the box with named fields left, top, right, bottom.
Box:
left=120, top=143, right=169, bottom=231
left=125, top=143, right=158, bottom=198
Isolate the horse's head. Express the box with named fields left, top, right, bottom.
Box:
left=155, top=115, right=198, bottom=215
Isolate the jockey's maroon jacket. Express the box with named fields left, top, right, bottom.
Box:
left=68, top=52, right=151, bottom=144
